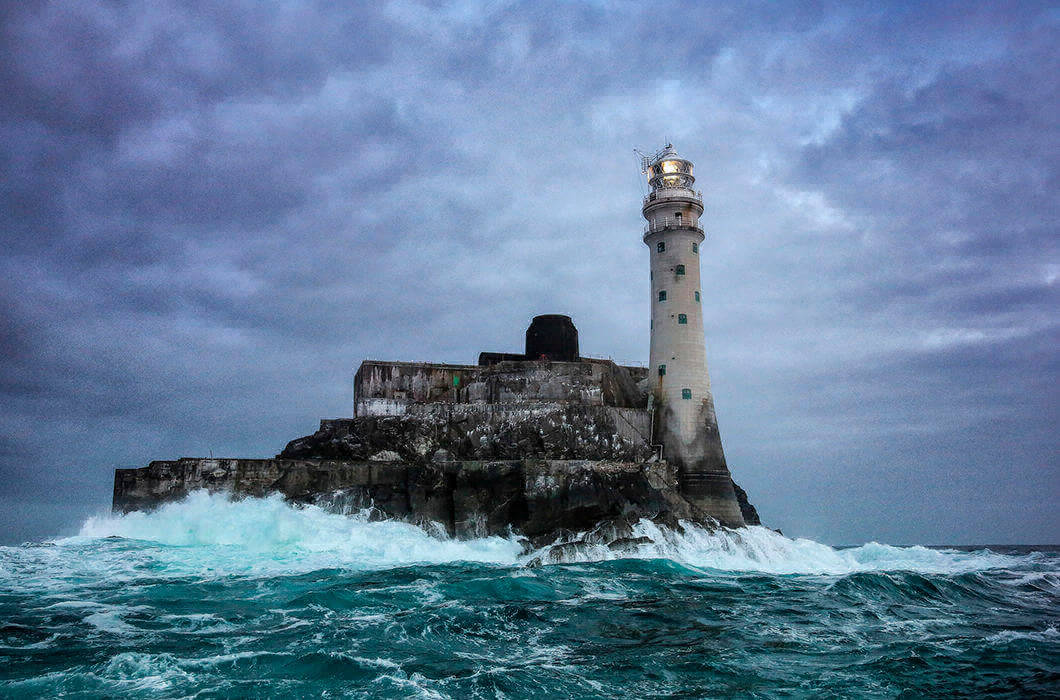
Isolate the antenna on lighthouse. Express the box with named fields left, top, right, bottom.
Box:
left=634, top=148, right=652, bottom=174
left=635, top=143, right=680, bottom=173
left=634, top=147, right=655, bottom=194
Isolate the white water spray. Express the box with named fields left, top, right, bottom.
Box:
left=50, top=491, right=1029, bottom=578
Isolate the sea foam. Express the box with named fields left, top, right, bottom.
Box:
left=71, top=491, right=522, bottom=574
left=53, top=491, right=1031, bottom=578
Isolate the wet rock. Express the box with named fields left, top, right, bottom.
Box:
left=113, top=457, right=718, bottom=545
left=607, top=536, right=653, bottom=552
left=279, top=406, right=654, bottom=465
left=731, top=479, right=761, bottom=526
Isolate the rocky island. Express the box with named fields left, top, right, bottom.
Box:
left=113, top=146, right=763, bottom=553
left=113, top=315, right=760, bottom=552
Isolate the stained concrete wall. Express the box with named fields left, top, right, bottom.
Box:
left=354, top=359, right=649, bottom=413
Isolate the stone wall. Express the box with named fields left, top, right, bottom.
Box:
left=354, top=361, right=478, bottom=406
left=353, top=359, right=650, bottom=413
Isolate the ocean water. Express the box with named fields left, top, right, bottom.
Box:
left=1, top=492, right=1056, bottom=698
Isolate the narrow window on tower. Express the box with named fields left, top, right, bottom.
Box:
left=694, top=291, right=700, bottom=302
left=658, top=365, right=666, bottom=376
left=650, top=271, right=653, bottom=280
left=658, top=290, right=667, bottom=302
left=676, top=264, right=685, bottom=275
left=657, top=241, right=665, bottom=253
left=692, top=242, right=698, bottom=254
left=682, top=388, right=692, bottom=400
left=678, top=313, right=687, bottom=324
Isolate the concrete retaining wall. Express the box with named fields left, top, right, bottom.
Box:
left=353, top=359, right=649, bottom=412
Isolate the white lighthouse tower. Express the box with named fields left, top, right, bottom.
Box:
left=641, top=145, right=745, bottom=527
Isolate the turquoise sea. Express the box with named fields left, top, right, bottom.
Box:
left=1, top=491, right=1057, bottom=698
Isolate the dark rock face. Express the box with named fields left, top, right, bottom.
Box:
left=112, top=459, right=418, bottom=519
left=113, top=458, right=706, bottom=543
left=280, top=406, right=654, bottom=464
left=731, top=479, right=761, bottom=526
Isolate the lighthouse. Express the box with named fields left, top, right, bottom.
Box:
left=641, top=145, right=745, bottom=527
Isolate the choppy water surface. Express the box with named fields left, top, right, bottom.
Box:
left=1, top=492, right=1056, bottom=698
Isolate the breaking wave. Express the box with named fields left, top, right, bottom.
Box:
left=58, top=491, right=1035, bottom=576
left=69, top=491, right=523, bottom=578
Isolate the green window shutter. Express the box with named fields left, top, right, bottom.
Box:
left=678, top=313, right=687, bottom=324
left=692, top=242, right=698, bottom=254
left=682, top=388, right=692, bottom=399
left=676, top=264, right=685, bottom=275
left=658, top=290, right=667, bottom=301
left=658, top=364, right=666, bottom=376
left=694, top=291, right=700, bottom=302
left=657, top=241, right=665, bottom=252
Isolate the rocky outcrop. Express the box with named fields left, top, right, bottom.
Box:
left=271, top=405, right=760, bottom=534
left=279, top=405, right=654, bottom=464
left=113, top=457, right=710, bottom=543
left=731, top=479, right=761, bottom=526
left=114, top=392, right=762, bottom=542
left=112, top=355, right=763, bottom=539
left=110, top=287, right=770, bottom=548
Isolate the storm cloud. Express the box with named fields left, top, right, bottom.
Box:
left=1, top=1, right=1056, bottom=543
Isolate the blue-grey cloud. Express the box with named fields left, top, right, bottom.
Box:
left=0, top=0, right=1056, bottom=544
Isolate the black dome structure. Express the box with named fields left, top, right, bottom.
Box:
left=525, top=314, right=579, bottom=362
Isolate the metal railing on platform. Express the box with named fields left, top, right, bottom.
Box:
left=643, top=188, right=703, bottom=206
left=580, top=354, right=648, bottom=368
left=643, top=217, right=704, bottom=235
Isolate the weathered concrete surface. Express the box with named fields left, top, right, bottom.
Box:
left=655, top=399, right=746, bottom=528
left=112, top=457, right=742, bottom=543
left=354, top=359, right=649, bottom=413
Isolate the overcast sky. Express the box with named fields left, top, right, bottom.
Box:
left=1, top=1, right=1056, bottom=545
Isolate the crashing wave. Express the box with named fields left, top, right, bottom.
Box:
left=62, top=490, right=1030, bottom=577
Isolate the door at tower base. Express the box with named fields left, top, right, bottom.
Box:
left=656, top=395, right=746, bottom=527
